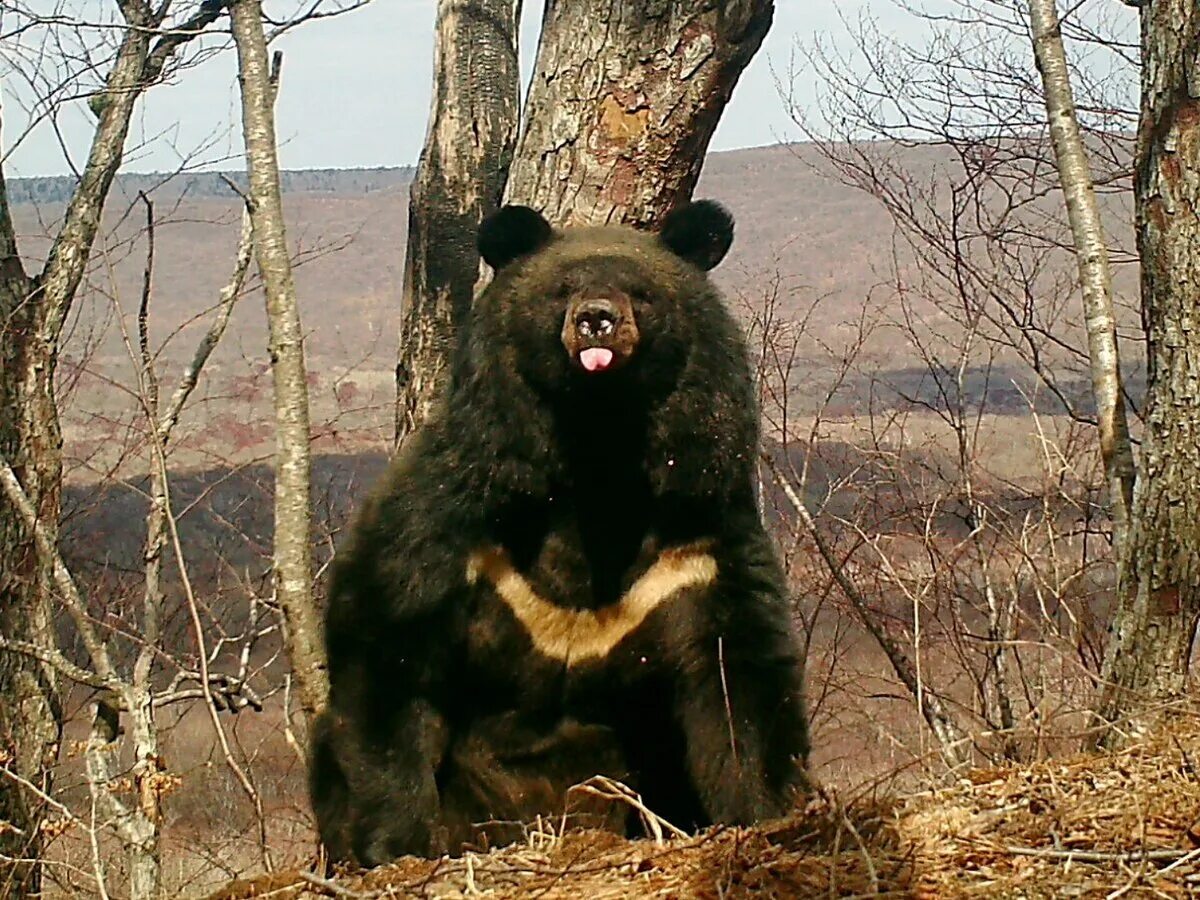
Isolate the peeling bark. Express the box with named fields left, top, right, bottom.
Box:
left=505, top=0, right=774, bottom=227
left=395, top=0, right=522, bottom=443
left=229, top=1, right=328, bottom=724
left=1094, top=0, right=1200, bottom=743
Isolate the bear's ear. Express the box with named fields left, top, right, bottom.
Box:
left=659, top=200, right=734, bottom=271
left=478, top=205, right=553, bottom=270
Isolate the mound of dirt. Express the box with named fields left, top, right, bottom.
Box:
left=208, top=721, right=1200, bottom=899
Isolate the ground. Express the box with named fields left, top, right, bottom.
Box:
left=206, top=718, right=1200, bottom=899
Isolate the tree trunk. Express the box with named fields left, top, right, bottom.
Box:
left=0, top=264, right=59, bottom=900
left=1094, top=0, right=1200, bottom=743
left=505, top=0, right=774, bottom=226
left=1027, top=0, right=1135, bottom=552
left=394, top=0, right=522, bottom=443
left=0, top=14, right=156, bottom=891
left=229, top=1, right=328, bottom=724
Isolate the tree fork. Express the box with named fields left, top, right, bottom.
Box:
left=505, top=0, right=774, bottom=227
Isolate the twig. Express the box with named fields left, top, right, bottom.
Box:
left=297, top=870, right=380, bottom=898
left=568, top=776, right=689, bottom=845
left=760, top=451, right=972, bottom=768
left=0, top=456, right=118, bottom=684
left=1004, top=845, right=1190, bottom=864
left=716, top=636, right=740, bottom=772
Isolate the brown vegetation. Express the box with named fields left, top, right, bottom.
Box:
left=207, top=715, right=1200, bottom=898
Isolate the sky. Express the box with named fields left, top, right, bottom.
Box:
left=2, top=2, right=932, bottom=177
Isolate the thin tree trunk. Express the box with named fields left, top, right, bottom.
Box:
left=0, top=12, right=154, bottom=891
left=229, top=1, right=328, bottom=723
left=1027, top=0, right=1135, bottom=553
left=1094, top=0, right=1200, bottom=744
left=505, top=0, right=774, bottom=226
left=394, top=0, right=522, bottom=443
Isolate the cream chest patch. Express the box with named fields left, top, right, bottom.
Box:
left=466, top=544, right=717, bottom=666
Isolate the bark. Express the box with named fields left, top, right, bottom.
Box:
left=505, top=0, right=774, bottom=227
left=0, top=166, right=55, bottom=900
left=1094, top=0, right=1200, bottom=743
left=83, top=693, right=159, bottom=900
left=1027, top=0, right=1135, bottom=553
left=0, top=11, right=155, bottom=891
left=394, top=0, right=522, bottom=443
left=229, top=2, right=328, bottom=723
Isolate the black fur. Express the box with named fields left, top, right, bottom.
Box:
left=311, top=201, right=810, bottom=866
left=477, top=204, right=554, bottom=270
left=659, top=199, right=734, bottom=271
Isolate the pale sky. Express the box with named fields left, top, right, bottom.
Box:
left=1, top=2, right=942, bottom=177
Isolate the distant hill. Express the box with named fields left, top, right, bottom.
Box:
left=4, top=142, right=1142, bottom=477
left=8, top=166, right=416, bottom=206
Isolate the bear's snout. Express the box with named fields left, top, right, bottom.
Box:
left=573, top=299, right=620, bottom=339
left=561, top=292, right=639, bottom=374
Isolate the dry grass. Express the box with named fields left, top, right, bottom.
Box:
left=204, top=717, right=1200, bottom=899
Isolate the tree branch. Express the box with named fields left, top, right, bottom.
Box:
left=761, top=451, right=972, bottom=769
left=0, top=457, right=118, bottom=685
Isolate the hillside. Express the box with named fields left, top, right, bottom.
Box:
left=7, top=141, right=1143, bottom=478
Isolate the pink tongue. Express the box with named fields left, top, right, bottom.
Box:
left=580, top=347, right=614, bottom=372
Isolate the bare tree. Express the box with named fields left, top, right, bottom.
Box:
left=0, top=190, right=274, bottom=899
left=0, top=4, right=225, bottom=891
left=394, top=0, right=522, bottom=443
left=506, top=0, right=774, bottom=226
left=228, top=0, right=328, bottom=724
left=1028, top=0, right=1135, bottom=552
left=777, top=0, right=1141, bottom=767
left=1095, top=0, right=1200, bottom=739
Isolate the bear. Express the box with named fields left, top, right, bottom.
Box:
left=310, top=200, right=811, bottom=866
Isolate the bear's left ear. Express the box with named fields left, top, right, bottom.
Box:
left=478, top=205, right=553, bottom=270
left=659, top=200, right=734, bottom=271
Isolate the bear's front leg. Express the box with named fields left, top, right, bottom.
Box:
left=311, top=698, right=448, bottom=866
left=674, top=604, right=810, bottom=824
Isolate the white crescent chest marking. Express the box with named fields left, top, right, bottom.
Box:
left=466, top=544, right=718, bottom=666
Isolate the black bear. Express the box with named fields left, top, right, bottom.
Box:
left=311, top=200, right=810, bottom=866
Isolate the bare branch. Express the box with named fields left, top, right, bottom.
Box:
left=0, top=455, right=117, bottom=685
left=761, top=451, right=973, bottom=769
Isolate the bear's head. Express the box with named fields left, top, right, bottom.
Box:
left=471, top=201, right=735, bottom=398
left=450, top=200, right=755, bottom=516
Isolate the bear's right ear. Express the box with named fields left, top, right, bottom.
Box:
left=478, top=205, right=553, bottom=270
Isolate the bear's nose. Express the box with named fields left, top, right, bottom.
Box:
left=574, top=299, right=620, bottom=339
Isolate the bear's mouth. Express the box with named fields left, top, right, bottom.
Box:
left=579, top=347, right=615, bottom=372
left=562, top=293, right=639, bottom=376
